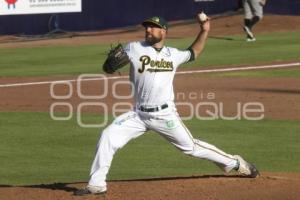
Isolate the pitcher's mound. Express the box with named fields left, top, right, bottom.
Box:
left=1, top=172, right=300, bottom=200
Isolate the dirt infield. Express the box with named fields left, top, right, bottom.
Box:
left=1, top=14, right=300, bottom=200
left=1, top=173, right=300, bottom=200
left=1, top=74, right=300, bottom=120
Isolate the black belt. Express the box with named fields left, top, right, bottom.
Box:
left=139, top=103, right=168, bottom=112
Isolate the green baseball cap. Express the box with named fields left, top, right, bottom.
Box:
left=142, top=16, right=168, bottom=30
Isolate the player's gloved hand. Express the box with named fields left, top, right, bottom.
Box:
left=103, top=44, right=130, bottom=74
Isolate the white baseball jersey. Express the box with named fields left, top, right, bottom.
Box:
left=125, top=41, right=192, bottom=107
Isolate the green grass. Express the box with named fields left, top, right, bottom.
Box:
left=0, top=45, right=109, bottom=77
left=0, top=112, right=299, bottom=185
left=0, top=31, right=299, bottom=77
left=179, top=31, right=300, bottom=68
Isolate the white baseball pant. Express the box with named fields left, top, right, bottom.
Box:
left=88, top=103, right=238, bottom=187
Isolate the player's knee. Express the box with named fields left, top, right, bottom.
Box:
left=181, top=142, right=209, bottom=157
left=181, top=146, right=196, bottom=156
left=183, top=150, right=194, bottom=156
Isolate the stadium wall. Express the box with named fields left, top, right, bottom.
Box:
left=0, top=0, right=299, bottom=35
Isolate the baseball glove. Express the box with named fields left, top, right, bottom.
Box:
left=103, top=44, right=130, bottom=74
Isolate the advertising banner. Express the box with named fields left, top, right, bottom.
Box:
left=0, top=0, right=81, bottom=15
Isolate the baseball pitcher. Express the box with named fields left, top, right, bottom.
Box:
left=74, top=13, right=259, bottom=196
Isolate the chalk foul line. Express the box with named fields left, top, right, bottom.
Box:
left=0, top=62, right=299, bottom=88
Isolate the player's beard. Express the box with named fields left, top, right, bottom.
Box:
left=145, top=33, right=162, bottom=46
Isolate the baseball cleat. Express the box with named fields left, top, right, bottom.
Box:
left=243, top=26, right=256, bottom=42
left=243, top=26, right=254, bottom=38
left=73, top=185, right=107, bottom=196
left=246, top=37, right=256, bottom=42
left=234, top=155, right=260, bottom=178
